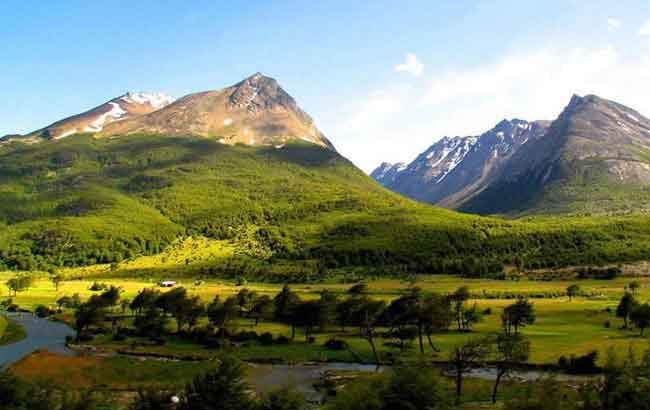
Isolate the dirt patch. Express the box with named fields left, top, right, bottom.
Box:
left=10, top=350, right=104, bottom=388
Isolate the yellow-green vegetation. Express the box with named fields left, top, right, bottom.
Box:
left=0, top=315, right=27, bottom=345
left=3, top=270, right=650, bottom=366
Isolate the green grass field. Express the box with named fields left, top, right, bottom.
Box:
left=3, top=269, right=650, bottom=366
left=0, top=314, right=27, bottom=346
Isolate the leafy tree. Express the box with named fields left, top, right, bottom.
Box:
left=421, top=293, right=454, bottom=352
left=461, top=303, right=484, bottom=331
left=57, top=295, right=72, bottom=310
left=501, top=298, right=536, bottom=335
left=133, top=307, right=167, bottom=338
left=492, top=333, right=531, bottom=403
left=566, top=284, right=581, bottom=301
left=628, top=281, right=641, bottom=295
left=450, top=286, right=470, bottom=331
left=381, top=366, right=453, bottom=410
left=182, top=356, right=256, bottom=410
left=250, top=295, right=274, bottom=326
left=50, top=274, right=64, bottom=291
left=235, top=288, right=257, bottom=316
left=260, top=386, right=305, bottom=410
left=273, top=285, right=300, bottom=339
left=630, top=303, right=650, bottom=336
left=207, top=296, right=239, bottom=343
left=449, top=337, right=492, bottom=405
left=353, top=297, right=386, bottom=369
left=6, top=275, right=33, bottom=297
left=99, top=285, right=121, bottom=311
left=74, top=300, right=106, bottom=340
left=130, top=288, right=161, bottom=316
left=616, top=293, right=638, bottom=329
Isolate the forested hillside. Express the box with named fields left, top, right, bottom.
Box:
left=1, top=133, right=650, bottom=279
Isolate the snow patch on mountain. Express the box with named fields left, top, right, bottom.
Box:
left=84, top=102, right=127, bottom=132
left=121, top=92, right=175, bottom=109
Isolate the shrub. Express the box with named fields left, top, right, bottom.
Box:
left=259, top=332, right=274, bottom=346
left=558, top=351, right=599, bottom=374
left=34, top=305, right=54, bottom=318
left=275, top=335, right=290, bottom=345
left=324, top=338, right=349, bottom=350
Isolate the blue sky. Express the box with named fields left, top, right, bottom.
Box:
left=1, top=1, right=649, bottom=171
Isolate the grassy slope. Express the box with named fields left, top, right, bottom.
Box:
left=1, top=134, right=650, bottom=275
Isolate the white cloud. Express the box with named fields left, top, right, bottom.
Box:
left=324, top=46, right=650, bottom=173
left=394, top=53, right=424, bottom=76
left=640, top=20, right=650, bottom=36
left=607, top=18, right=621, bottom=31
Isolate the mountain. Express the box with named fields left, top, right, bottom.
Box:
left=461, top=95, right=650, bottom=215
left=100, top=73, right=335, bottom=150
left=2, top=79, right=650, bottom=277
left=372, top=119, right=548, bottom=207
left=1, top=92, right=174, bottom=144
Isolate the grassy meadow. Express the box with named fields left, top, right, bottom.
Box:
left=3, top=268, right=650, bottom=366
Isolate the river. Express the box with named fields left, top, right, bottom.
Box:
left=0, top=313, right=76, bottom=368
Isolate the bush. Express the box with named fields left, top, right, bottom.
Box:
left=604, top=320, right=611, bottom=328
left=482, top=307, right=492, bottom=315
left=558, top=351, right=599, bottom=374
left=34, top=305, right=54, bottom=318
left=232, top=331, right=259, bottom=342
left=259, top=332, right=274, bottom=346
left=324, top=338, right=349, bottom=350
left=275, top=335, right=290, bottom=345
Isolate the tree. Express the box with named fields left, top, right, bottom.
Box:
left=566, top=284, right=581, bottom=301
left=121, top=298, right=131, bottom=314
left=630, top=303, right=650, bottom=336
left=235, top=288, right=257, bottom=317
left=99, top=285, right=121, bottom=311
left=168, top=295, right=204, bottom=331
left=74, top=300, right=106, bottom=340
left=616, top=293, right=638, bottom=329
left=156, top=287, right=187, bottom=316
left=421, top=293, right=454, bottom=352
left=336, top=296, right=363, bottom=332
left=50, top=274, right=64, bottom=291
left=353, top=297, right=386, bottom=369
left=6, top=275, right=33, bottom=297
left=250, top=295, right=274, bottom=326
left=629, top=281, right=641, bottom=295
left=449, top=337, right=492, bottom=405
left=207, top=296, right=239, bottom=344
left=182, top=356, right=256, bottom=410
left=273, top=285, right=300, bottom=339
left=461, top=303, right=484, bottom=331
left=318, top=289, right=338, bottom=331
left=260, top=386, right=305, bottom=410
left=57, top=296, right=72, bottom=310
left=130, top=288, right=161, bottom=317
left=501, top=298, right=536, bottom=335
left=381, top=366, right=453, bottom=410
left=451, top=286, right=470, bottom=331
left=492, top=333, right=531, bottom=403
left=134, top=307, right=167, bottom=338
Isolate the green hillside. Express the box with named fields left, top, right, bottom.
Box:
left=1, top=133, right=650, bottom=279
